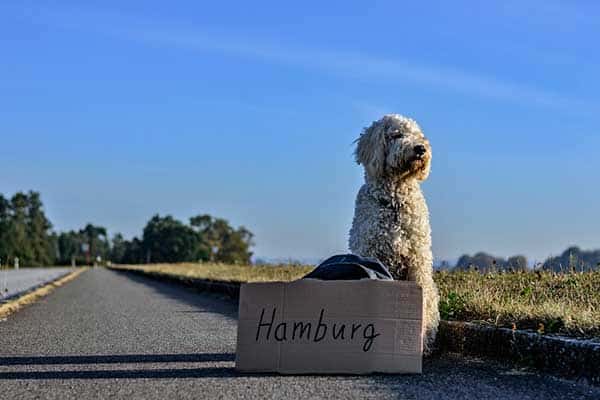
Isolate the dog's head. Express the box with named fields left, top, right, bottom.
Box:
left=355, top=114, right=431, bottom=183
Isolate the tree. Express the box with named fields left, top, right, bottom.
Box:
left=0, top=194, right=10, bottom=262
left=217, top=226, right=254, bottom=264
left=190, top=214, right=253, bottom=264
left=454, top=252, right=528, bottom=272
left=189, top=214, right=214, bottom=260
left=7, top=192, right=35, bottom=265
left=142, top=215, right=198, bottom=263
left=110, top=233, right=127, bottom=264
left=0, top=191, right=56, bottom=266
left=56, top=230, right=83, bottom=265
left=79, top=224, right=109, bottom=264
left=506, top=255, right=528, bottom=271
left=122, top=237, right=144, bottom=264
left=26, top=191, right=55, bottom=266
left=543, top=246, right=600, bottom=272
left=455, top=252, right=504, bottom=272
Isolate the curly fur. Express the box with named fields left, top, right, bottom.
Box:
left=349, top=114, right=440, bottom=354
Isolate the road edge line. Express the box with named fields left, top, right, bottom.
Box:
left=0, top=268, right=88, bottom=319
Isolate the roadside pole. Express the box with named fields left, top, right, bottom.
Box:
left=1, top=257, right=6, bottom=298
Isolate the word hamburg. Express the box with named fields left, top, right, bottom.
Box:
left=255, top=308, right=381, bottom=352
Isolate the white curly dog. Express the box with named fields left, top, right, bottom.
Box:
left=349, top=114, right=439, bottom=354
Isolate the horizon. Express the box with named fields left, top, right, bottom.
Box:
left=2, top=1, right=600, bottom=264
left=2, top=188, right=592, bottom=267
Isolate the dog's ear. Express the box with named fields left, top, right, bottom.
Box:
left=355, top=122, right=386, bottom=180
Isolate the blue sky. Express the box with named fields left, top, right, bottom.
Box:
left=1, top=1, right=599, bottom=264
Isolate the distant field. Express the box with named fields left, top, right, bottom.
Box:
left=113, top=263, right=600, bottom=339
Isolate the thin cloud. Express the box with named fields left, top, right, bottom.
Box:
left=16, top=5, right=597, bottom=113
left=133, top=31, right=598, bottom=113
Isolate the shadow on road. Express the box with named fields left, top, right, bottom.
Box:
left=0, top=367, right=240, bottom=380
left=111, top=269, right=238, bottom=319
left=0, top=353, right=236, bottom=366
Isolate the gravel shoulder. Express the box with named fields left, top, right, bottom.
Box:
left=0, top=269, right=598, bottom=399
left=0, top=268, right=74, bottom=301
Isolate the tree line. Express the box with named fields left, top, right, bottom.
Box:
left=3, top=191, right=598, bottom=271
left=0, top=191, right=254, bottom=267
left=452, top=247, right=600, bottom=272
left=453, top=252, right=528, bottom=272
left=542, top=246, right=600, bottom=272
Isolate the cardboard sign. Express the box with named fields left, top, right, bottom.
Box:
left=235, top=279, right=423, bottom=374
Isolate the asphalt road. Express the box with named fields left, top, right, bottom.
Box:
left=0, top=269, right=598, bottom=399
left=0, top=267, right=73, bottom=300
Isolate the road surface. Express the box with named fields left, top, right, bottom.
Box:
left=0, top=267, right=73, bottom=300
left=0, top=269, right=598, bottom=399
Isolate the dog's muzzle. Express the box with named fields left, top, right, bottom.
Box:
left=414, top=145, right=427, bottom=158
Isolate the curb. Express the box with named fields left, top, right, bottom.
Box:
left=111, top=267, right=600, bottom=385
left=437, top=320, right=600, bottom=385
left=111, top=268, right=241, bottom=299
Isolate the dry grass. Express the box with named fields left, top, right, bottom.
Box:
left=435, top=269, right=600, bottom=339
left=113, top=263, right=313, bottom=283
left=113, top=263, right=600, bottom=339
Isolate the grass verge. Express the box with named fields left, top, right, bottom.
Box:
left=436, top=269, right=600, bottom=339
left=113, top=263, right=600, bottom=339
left=112, top=263, right=313, bottom=283
left=0, top=268, right=87, bottom=319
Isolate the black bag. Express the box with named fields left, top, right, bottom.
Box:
left=303, top=254, right=394, bottom=281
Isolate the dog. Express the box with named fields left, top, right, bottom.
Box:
left=349, top=114, right=439, bottom=354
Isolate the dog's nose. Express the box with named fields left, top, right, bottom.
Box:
left=414, top=145, right=427, bottom=156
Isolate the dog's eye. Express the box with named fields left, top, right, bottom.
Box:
left=389, top=132, right=403, bottom=140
